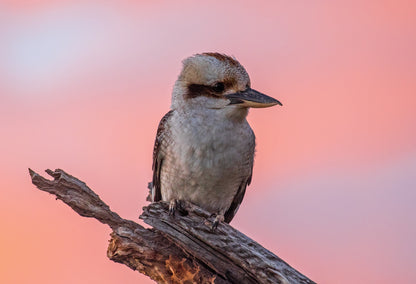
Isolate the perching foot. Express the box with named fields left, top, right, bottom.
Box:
left=169, top=199, right=177, bottom=216
left=211, top=214, right=224, bottom=231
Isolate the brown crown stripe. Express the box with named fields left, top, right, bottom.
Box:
left=201, top=52, right=240, bottom=67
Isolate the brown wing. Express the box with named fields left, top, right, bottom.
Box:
left=152, top=110, right=174, bottom=202
left=224, top=173, right=252, bottom=223
left=224, top=130, right=255, bottom=223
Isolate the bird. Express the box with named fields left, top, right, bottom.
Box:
left=151, top=52, right=281, bottom=229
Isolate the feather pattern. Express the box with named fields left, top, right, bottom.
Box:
left=150, top=52, right=278, bottom=224
left=152, top=110, right=174, bottom=202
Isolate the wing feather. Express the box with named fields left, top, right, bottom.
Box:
left=224, top=173, right=252, bottom=223
left=224, top=129, right=255, bottom=223
left=151, top=110, right=174, bottom=202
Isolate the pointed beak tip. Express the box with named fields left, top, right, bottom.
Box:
left=225, top=88, right=282, bottom=108
left=263, top=98, right=282, bottom=108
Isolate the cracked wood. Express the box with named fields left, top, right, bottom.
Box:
left=29, top=168, right=315, bottom=284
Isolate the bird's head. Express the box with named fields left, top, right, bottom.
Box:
left=171, top=53, right=281, bottom=119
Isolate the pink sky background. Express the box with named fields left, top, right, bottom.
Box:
left=1, top=1, right=415, bottom=283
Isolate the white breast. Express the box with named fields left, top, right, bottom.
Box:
left=160, top=107, right=255, bottom=214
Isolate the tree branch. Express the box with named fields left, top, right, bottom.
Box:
left=29, top=168, right=315, bottom=284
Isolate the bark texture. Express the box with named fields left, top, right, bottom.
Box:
left=29, top=168, right=315, bottom=284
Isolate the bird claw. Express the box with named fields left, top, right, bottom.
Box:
left=169, top=199, right=177, bottom=216
left=211, top=214, right=224, bottom=231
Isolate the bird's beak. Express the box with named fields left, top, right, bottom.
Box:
left=225, top=88, right=282, bottom=108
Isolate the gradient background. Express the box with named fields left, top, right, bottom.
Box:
left=1, top=1, right=415, bottom=283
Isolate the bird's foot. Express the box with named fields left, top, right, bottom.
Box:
left=211, top=214, right=224, bottom=231
left=168, top=199, right=189, bottom=216
left=169, top=199, right=178, bottom=216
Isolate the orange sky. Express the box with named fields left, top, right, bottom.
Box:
left=1, top=1, right=416, bottom=283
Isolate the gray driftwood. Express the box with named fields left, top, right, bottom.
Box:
left=29, top=168, right=315, bottom=284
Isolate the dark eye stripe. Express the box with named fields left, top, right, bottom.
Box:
left=186, top=84, right=223, bottom=99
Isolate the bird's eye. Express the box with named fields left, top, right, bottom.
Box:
left=212, top=82, right=225, bottom=93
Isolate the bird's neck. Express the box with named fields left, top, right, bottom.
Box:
left=177, top=104, right=249, bottom=124
left=223, top=106, right=249, bottom=122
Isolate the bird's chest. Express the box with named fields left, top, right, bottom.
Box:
left=171, top=117, right=249, bottom=175
left=161, top=113, right=254, bottom=211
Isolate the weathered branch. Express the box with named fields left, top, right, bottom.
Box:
left=29, top=168, right=315, bottom=284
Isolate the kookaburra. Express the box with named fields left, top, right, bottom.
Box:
left=152, top=53, right=281, bottom=229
